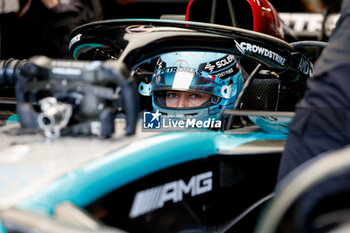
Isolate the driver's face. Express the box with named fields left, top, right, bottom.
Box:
left=165, top=90, right=211, bottom=108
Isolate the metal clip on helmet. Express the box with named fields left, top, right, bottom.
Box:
left=139, top=51, right=242, bottom=123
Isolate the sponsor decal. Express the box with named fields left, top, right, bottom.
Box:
left=298, top=56, right=313, bottom=77
left=173, top=59, right=190, bottom=68
left=157, top=66, right=197, bottom=75
left=199, top=54, right=236, bottom=73
left=125, top=25, right=156, bottom=34
left=69, top=33, right=82, bottom=50
left=215, top=67, right=236, bottom=79
left=143, top=110, right=222, bottom=130
left=156, top=58, right=166, bottom=70
left=204, top=62, right=215, bottom=72
left=125, top=25, right=188, bottom=34
left=234, top=40, right=286, bottom=66
left=129, top=171, right=213, bottom=218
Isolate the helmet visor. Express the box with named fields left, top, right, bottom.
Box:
left=151, top=69, right=232, bottom=99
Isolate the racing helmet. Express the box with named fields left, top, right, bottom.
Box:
left=139, top=51, right=242, bottom=123
left=187, top=0, right=296, bottom=133
left=186, top=0, right=284, bottom=39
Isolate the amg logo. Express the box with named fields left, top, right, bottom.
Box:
left=129, top=171, right=213, bottom=218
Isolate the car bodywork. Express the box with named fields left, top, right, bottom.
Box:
left=0, top=123, right=286, bottom=233
left=0, top=19, right=321, bottom=233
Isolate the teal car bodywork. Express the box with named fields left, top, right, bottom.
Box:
left=0, top=123, right=286, bottom=233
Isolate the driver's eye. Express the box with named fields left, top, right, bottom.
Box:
left=167, top=92, right=178, bottom=99
left=190, top=94, right=201, bottom=99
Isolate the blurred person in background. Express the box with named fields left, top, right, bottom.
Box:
left=277, top=0, right=350, bottom=182
left=0, top=0, right=103, bottom=126
left=0, top=0, right=103, bottom=59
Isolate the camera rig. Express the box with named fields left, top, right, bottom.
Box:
left=0, top=56, right=139, bottom=138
